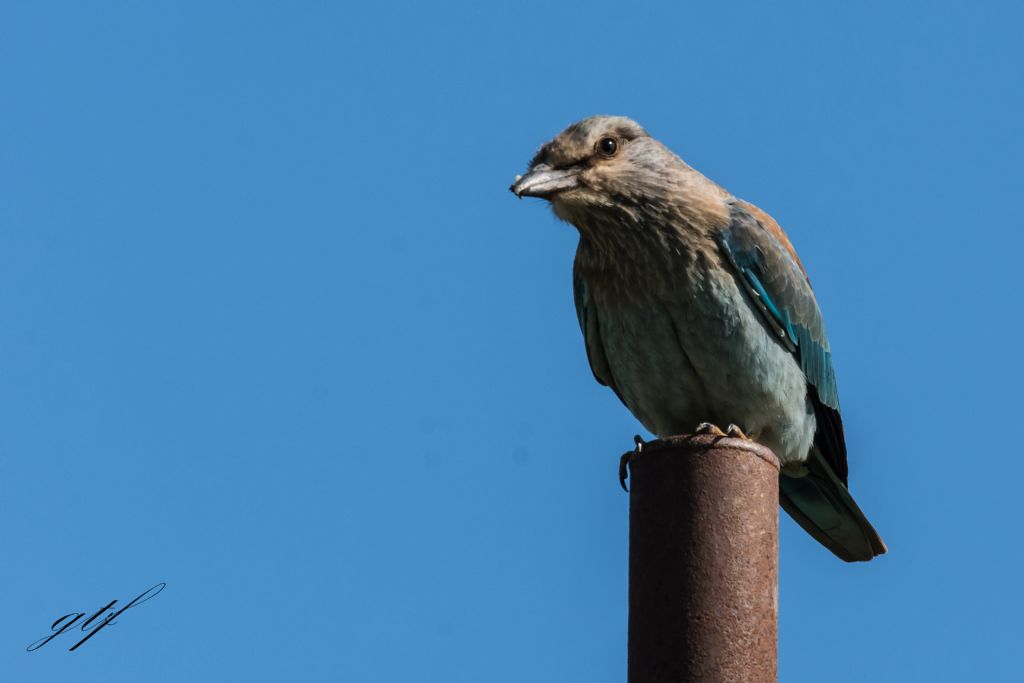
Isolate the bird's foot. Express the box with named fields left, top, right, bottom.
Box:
left=619, top=435, right=645, bottom=492
left=726, top=424, right=752, bottom=440
left=694, top=422, right=728, bottom=437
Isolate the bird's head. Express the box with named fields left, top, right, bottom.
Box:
left=510, top=115, right=681, bottom=226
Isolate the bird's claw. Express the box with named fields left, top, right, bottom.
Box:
left=726, top=424, right=752, bottom=440
left=619, top=435, right=645, bottom=492
left=694, top=422, right=728, bottom=437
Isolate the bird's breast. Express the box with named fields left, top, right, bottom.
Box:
left=581, top=244, right=815, bottom=464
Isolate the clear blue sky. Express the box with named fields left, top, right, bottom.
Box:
left=2, top=1, right=1021, bottom=681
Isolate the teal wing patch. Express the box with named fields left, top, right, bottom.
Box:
left=716, top=202, right=847, bottom=483
left=572, top=261, right=626, bottom=406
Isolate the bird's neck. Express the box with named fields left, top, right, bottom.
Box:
left=568, top=177, right=731, bottom=287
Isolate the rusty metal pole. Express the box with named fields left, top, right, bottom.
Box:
left=623, top=434, right=780, bottom=683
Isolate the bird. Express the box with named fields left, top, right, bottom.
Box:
left=510, top=115, right=886, bottom=562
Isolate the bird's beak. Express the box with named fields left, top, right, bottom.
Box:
left=509, top=164, right=580, bottom=199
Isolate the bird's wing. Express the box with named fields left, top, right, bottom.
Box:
left=715, top=200, right=847, bottom=484
left=717, top=201, right=885, bottom=561
left=572, top=256, right=627, bottom=405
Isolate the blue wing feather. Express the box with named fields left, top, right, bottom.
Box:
left=717, top=202, right=847, bottom=482
left=573, top=259, right=626, bottom=405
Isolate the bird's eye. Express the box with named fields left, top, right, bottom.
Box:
left=597, top=137, right=618, bottom=156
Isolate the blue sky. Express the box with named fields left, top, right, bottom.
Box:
left=2, top=1, right=1022, bottom=680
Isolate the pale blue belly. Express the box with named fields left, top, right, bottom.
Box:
left=594, top=271, right=816, bottom=466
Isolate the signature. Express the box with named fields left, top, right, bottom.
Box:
left=27, top=583, right=166, bottom=652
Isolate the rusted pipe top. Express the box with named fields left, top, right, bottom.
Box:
left=635, top=435, right=780, bottom=468
left=621, top=435, right=779, bottom=491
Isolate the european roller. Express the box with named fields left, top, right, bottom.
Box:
left=510, top=116, right=886, bottom=562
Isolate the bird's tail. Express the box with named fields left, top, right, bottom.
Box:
left=779, top=448, right=887, bottom=562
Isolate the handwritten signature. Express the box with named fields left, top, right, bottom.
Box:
left=27, top=582, right=166, bottom=652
